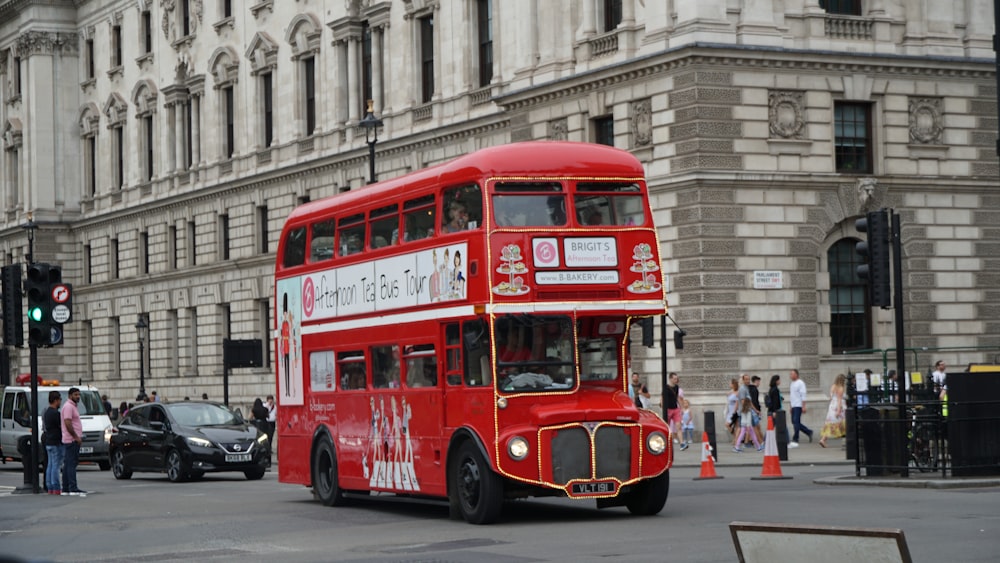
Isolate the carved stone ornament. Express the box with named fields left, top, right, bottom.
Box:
left=161, top=0, right=204, bottom=41
left=547, top=118, right=568, bottom=141
left=103, top=93, right=129, bottom=125
left=15, top=31, right=79, bottom=56
left=3, top=118, right=23, bottom=149
left=908, top=97, right=943, bottom=144
left=631, top=98, right=652, bottom=147
left=768, top=90, right=805, bottom=139
left=856, top=177, right=877, bottom=208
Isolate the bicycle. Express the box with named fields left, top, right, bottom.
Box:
left=908, top=406, right=940, bottom=473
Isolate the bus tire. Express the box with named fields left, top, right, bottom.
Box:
left=625, top=471, right=669, bottom=516
left=451, top=440, right=503, bottom=525
left=312, top=438, right=347, bottom=507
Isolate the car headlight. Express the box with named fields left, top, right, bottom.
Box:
left=185, top=436, right=213, bottom=448
left=257, top=433, right=269, bottom=444
left=507, top=436, right=529, bottom=461
left=103, top=425, right=113, bottom=443
left=647, top=432, right=667, bottom=455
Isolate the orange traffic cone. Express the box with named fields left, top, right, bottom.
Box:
left=693, top=431, right=723, bottom=480
left=752, top=415, right=792, bottom=480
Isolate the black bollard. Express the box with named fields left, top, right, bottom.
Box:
left=703, top=410, right=718, bottom=462
left=16, top=436, right=33, bottom=490
left=772, top=410, right=790, bottom=461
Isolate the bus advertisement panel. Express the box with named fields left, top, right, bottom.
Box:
left=274, top=142, right=672, bottom=524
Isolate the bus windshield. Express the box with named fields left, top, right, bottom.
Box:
left=496, top=315, right=575, bottom=392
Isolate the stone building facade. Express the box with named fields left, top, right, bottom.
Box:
left=0, top=0, right=996, bottom=422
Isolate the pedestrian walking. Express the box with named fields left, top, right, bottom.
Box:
left=819, top=374, right=847, bottom=448
left=61, top=387, right=87, bottom=496
left=265, top=395, right=277, bottom=449
left=725, top=378, right=739, bottom=444
left=788, top=369, right=813, bottom=447
left=732, top=398, right=763, bottom=452
left=680, top=399, right=695, bottom=449
left=43, top=391, right=64, bottom=495
left=765, top=374, right=782, bottom=416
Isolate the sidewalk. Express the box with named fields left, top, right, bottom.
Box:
left=671, top=436, right=852, bottom=468
left=670, top=437, right=1000, bottom=489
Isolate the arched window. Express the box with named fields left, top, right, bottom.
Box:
left=828, top=238, right=870, bottom=352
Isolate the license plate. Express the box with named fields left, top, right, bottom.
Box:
left=80, top=447, right=93, bottom=454
left=570, top=481, right=617, bottom=495
left=226, top=453, right=252, bottom=463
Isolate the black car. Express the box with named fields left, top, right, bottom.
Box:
left=109, top=401, right=270, bottom=482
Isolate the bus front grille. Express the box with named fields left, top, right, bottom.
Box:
left=594, top=426, right=632, bottom=481
left=550, top=427, right=591, bottom=485
left=548, top=425, right=633, bottom=485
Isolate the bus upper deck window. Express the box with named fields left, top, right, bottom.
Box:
left=492, top=182, right=565, bottom=227
left=403, top=195, right=436, bottom=242
left=370, top=204, right=399, bottom=250
left=575, top=182, right=646, bottom=226
left=310, top=220, right=335, bottom=262
left=338, top=214, right=365, bottom=256
left=442, top=184, right=482, bottom=233
left=282, top=227, right=307, bottom=267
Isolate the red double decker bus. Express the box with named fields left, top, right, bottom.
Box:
left=274, top=141, right=672, bottom=524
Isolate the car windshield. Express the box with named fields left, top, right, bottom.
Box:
left=166, top=403, right=243, bottom=427
left=34, top=390, right=106, bottom=416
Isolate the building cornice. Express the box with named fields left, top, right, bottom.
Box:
left=496, top=43, right=996, bottom=111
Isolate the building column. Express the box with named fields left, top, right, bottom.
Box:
left=581, top=0, right=596, bottom=38
left=622, top=0, right=635, bottom=26
left=372, top=26, right=383, bottom=114
left=191, top=94, right=202, bottom=167
left=347, top=37, right=360, bottom=123
left=174, top=101, right=185, bottom=170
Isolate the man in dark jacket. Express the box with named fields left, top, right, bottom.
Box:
left=43, top=391, right=64, bottom=495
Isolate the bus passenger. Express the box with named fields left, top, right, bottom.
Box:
left=444, top=200, right=469, bottom=233
left=587, top=210, right=604, bottom=225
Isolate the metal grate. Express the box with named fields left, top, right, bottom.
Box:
left=550, top=427, right=591, bottom=484
left=594, top=426, right=631, bottom=480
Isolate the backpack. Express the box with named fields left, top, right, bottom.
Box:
left=764, top=392, right=772, bottom=410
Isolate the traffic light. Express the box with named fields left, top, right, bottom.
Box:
left=856, top=210, right=891, bottom=308
left=1, top=264, right=23, bottom=347
left=25, top=263, right=64, bottom=347
left=673, top=329, right=686, bottom=350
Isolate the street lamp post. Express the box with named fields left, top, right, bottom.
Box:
left=21, top=212, right=36, bottom=265
left=359, top=99, right=383, bottom=184
left=135, top=314, right=148, bottom=399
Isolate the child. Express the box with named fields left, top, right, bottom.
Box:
left=733, top=397, right=763, bottom=453
left=680, top=399, right=695, bottom=450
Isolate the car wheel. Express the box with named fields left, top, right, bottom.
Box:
left=625, top=471, right=670, bottom=516
left=98, top=460, right=111, bottom=471
left=244, top=468, right=266, bottom=480
left=111, top=449, right=132, bottom=480
left=166, top=449, right=189, bottom=483
left=311, top=438, right=347, bottom=506
left=450, top=440, right=504, bottom=525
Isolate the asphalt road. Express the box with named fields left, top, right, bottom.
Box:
left=0, top=461, right=997, bottom=562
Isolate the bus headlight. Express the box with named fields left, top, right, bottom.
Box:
left=507, top=436, right=529, bottom=460
left=647, top=432, right=667, bottom=455
left=497, top=397, right=508, bottom=409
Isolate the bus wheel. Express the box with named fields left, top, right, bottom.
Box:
left=451, top=441, right=503, bottom=525
left=625, top=472, right=669, bottom=516
left=312, top=439, right=347, bottom=507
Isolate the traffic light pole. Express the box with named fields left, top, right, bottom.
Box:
left=891, top=211, right=907, bottom=478
left=28, top=343, right=40, bottom=493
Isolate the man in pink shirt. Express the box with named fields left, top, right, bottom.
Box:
left=61, top=387, right=86, bottom=496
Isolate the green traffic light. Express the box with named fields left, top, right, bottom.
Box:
left=28, top=307, right=43, bottom=322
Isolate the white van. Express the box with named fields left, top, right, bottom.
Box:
left=0, top=384, right=113, bottom=470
